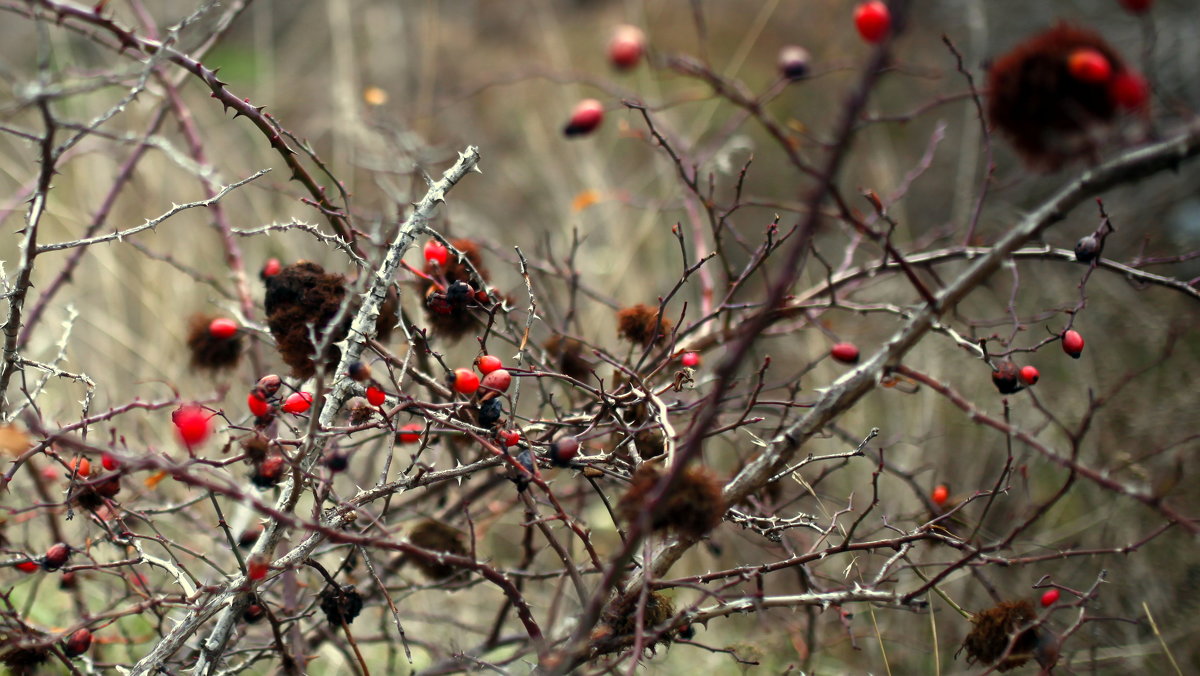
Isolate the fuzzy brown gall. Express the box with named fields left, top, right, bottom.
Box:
left=618, top=463, right=725, bottom=538
left=987, top=24, right=1134, bottom=170
left=408, top=519, right=467, bottom=580
left=617, top=304, right=672, bottom=346
left=186, top=313, right=243, bottom=371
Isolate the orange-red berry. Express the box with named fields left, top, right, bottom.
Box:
left=67, top=457, right=90, bottom=478
left=854, top=1, right=891, bottom=44
left=451, top=368, right=480, bottom=395
left=63, top=628, right=92, bottom=658
left=365, top=386, right=386, bottom=407
left=1109, top=71, right=1148, bottom=109
left=498, top=429, right=521, bottom=448
left=931, top=484, right=950, bottom=506
left=423, top=239, right=449, bottom=267
left=15, top=559, right=39, bottom=573
left=608, top=24, right=645, bottom=70
left=563, top=99, right=604, bottom=137
left=173, top=406, right=212, bottom=447
left=281, top=392, right=313, bottom=414
left=247, top=555, right=269, bottom=581
left=208, top=317, right=239, bottom=340
left=1062, top=330, right=1085, bottom=359
left=1040, top=588, right=1060, bottom=606
left=101, top=452, right=119, bottom=471
left=1019, top=365, right=1040, bottom=386
left=247, top=393, right=271, bottom=417
left=680, top=352, right=701, bottom=368
left=831, top=342, right=860, bottom=364
left=398, top=423, right=423, bottom=444
left=1067, top=49, right=1112, bottom=83
left=476, top=354, right=503, bottom=375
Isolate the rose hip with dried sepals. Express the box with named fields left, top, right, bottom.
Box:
left=548, top=436, right=580, bottom=467
left=42, top=543, right=70, bottom=571
left=63, top=628, right=92, bottom=658
left=991, top=361, right=1023, bottom=394
left=1020, top=365, right=1040, bottom=386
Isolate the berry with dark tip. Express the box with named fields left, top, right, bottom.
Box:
left=63, top=628, right=92, bottom=658
left=548, top=436, right=580, bottom=467
left=608, top=24, right=645, bottom=70
left=42, top=543, right=69, bottom=571
left=1062, top=330, right=1085, bottom=359
left=563, top=99, right=604, bottom=137
left=1020, top=365, right=1040, bottom=386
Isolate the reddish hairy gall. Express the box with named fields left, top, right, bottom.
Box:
left=451, top=368, right=480, bottom=395
left=1019, top=365, right=1040, bottom=386
left=1062, top=330, right=1085, bottom=359
left=831, top=342, right=860, bottom=364
left=931, top=484, right=950, bottom=506
left=476, top=354, right=503, bottom=375
left=480, top=368, right=512, bottom=394
left=398, top=423, right=423, bottom=444
left=608, top=24, right=645, bottom=70
left=548, top=436, right=580, bottom=467
left=42, top=543, right=70, bottom=571
left=1040, top=588, right=1060, bottom=606
left=563, top=99, right=604, bottom=137
left=680, top=351, right=701, bottom=368
left=281, top=392, right=313, bottom=414
left=173, top=406, right=212, bottom=446
left=15, top=559, right=39, bottom=573
left=423, top=239, right=449, bottom=267
left=63, top=628, right=93, bottom=658
left=208, top=317, right=239, bottom=340
left=1109, top=71, right=1148, bottom=109
left=1067, top=49, right=1112, bottom=83
left=247, top=393, right=271, bottom=418
left=778, top=45, right=811, bottom=80
left=365, top=386, right=387, bottom=407
left=853, top=1, right=891, bottom=44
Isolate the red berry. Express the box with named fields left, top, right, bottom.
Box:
left=451, top=368, right=480, bottom=395
left=1118, top=0, right=1153, bottom=13
left=15, top=559, right=39, bottom=573
left=480, top=369, right=512, bottom=394
left=251, top=455, right=286, bottom=488
left=41, top=466, right=59, bottom=481
left=680, top=352, right=701, bottom=368
left=1019, top=365, right=1040, bottom=386
left=173, top=405, right=212, bottom=447
left=398, top=423, right=423, bottom=444
left=1067, top=49, right=1112, bottom=83
left=1040, top=588, right=1061, bottom=607
left=778, top=45, right=811, bottom=80
left=365, top=386, right=387, bottom=407
left=853, top=1, right=891, bottom=44
left=1109, top=71, right=1148, bottom=110
left=42, top=543, right=70, bottom=571
left=247, top=555, right=269, bottom=581
left=243, top=603, right=266, bottom=623
left=548, top=436, right=580, bottom=467
left=208, top=317, right=239, bottom=340
left=247, top=392, right=271, bottom=417
left=261, top=258, right=282, bottom=277
left=67, top=457, right=91, bottom=478
left=563, top=99, right=604, bottom=137
left=1062, top=330, right=1085, bottom=359
left=63, top=627, right=93, bottom=658
left=423, top=239, right=449, bottom=267
left=830, top=342, right=860, bottom=364
left=101, top=452, right=119, bottom=471
left=931, top=484, right=950, bottom=506
left=498, top=429, right=521, bottom=448
left=608, top=24, right=645, bottom=71
left=281, top=392, right=313, bottom=414
left=476, top=354, right=503, bottom=375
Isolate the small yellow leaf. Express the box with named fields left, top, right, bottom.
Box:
left=144, top=471, right=168, bottom=489
left=572, top=189, right=602, bottom=212
left=0, top=424, right=30, bottom=457
left=363, top=86, right=388, bottom=106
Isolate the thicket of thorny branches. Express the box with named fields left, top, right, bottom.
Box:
left=1, top=1, right=1198, bottom=675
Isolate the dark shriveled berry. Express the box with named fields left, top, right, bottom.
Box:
left=319, top=585, right=364, bottom=627
left=1074, top=234, right=1100, bottom=262
left=991, top=361, right=1023, bottom=394
left=478, top=397, right=503, bottom=428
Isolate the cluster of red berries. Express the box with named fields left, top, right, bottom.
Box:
left=246, top=374, right=313, bottom=420
left=990, top=330, right=1085, bottom=395
left=11, top=542, right=71, bottom=574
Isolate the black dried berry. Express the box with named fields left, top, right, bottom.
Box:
left=478, top=398, right=503, bottom=428
left=319, top=584, right=364, bottom=628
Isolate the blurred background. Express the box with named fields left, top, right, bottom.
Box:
left=1, top=0, right=1198, bottom=673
